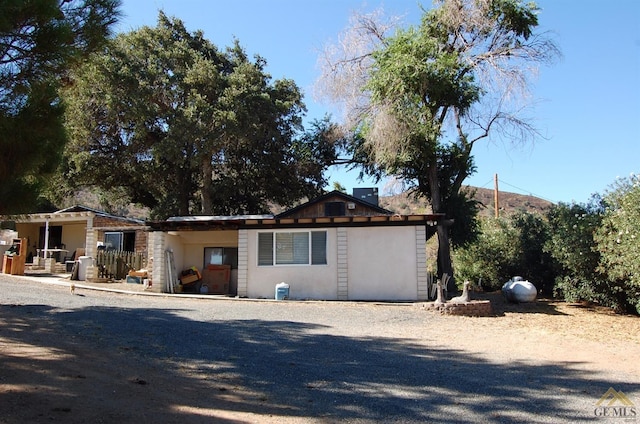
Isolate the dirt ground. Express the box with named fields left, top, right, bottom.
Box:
left=1, top=278, right=639, bottom=423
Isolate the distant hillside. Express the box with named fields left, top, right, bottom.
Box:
left=379, top=186, right=553, bottom=217
left=64, top=186, right=553, bottom=219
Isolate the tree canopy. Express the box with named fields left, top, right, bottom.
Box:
left=61, top=13, right=337, bottom=218
left=318, top=0, right=559, bottom=279
left=0, top=0, right=120, bottom=214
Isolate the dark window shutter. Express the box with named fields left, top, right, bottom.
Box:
left=311, top=231, right=327, bottom=265
left=258, top=232, right=273, bottom=265
left=324, top=202, right=346, bottom=216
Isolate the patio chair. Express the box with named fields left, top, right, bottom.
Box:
left=64, top=248, right=84, bottom=272
left=426, top=271, right=435, bottom=300
left=430, top=273, right=450, bottom=300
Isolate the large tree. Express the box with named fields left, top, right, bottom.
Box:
left=318, top=0, right=559, bottom=282
left=62, top=13, right=334, bottom=218
left=0, top=0, right=120, bottom=214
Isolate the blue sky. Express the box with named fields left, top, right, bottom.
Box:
left=116, top=0, right=640, bottom=204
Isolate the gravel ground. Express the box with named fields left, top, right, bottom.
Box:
left=0, top=274, right=639, bottom=423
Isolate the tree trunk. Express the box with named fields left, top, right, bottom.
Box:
left=427, top=156, right=455, bottom=291
left=436, top=224, right=454, bottom=290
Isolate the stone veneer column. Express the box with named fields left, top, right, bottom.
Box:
left=415, top=225, right=428, bottom=301
left=84, top=216, right=96, bottom=258
left=151, top=231, right=166, bottom=293
left=337, top=228, right=348, bottom=300
left=236, top=229, right=248, bottom=297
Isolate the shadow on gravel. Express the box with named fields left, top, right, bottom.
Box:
left=474, top=292, right=570, bottom=317
left=0, top=302, right=636, bottom=423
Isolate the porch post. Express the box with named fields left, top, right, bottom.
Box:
left=151, top=231, right=167, bottom=293
left=85, top=216, right=96, bottom=258
left=43, top=219, right=50, bottom=258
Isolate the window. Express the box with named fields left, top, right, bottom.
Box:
left=324, top=202, right=346, bottom=216
left=104, top=232, right=123, bottom=251
left=103, top=231, right=135, bottom=252
left=204, top=247, right=238, bottom=269
left=258, top=231, right=327, bottom=266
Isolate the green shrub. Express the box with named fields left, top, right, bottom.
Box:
left=453, top=211, right=553, bottom=292
left=453, top=176, right=640, bottom=315
left=545, top=200, right=605, bottom=304
left=595, top=176, right=640, bottom=314
left=453, top=217, right=521, bottom=291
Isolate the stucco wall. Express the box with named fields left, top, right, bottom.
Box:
left=152, top=224, right=427, bottom=300
left=15, top=224, right=38, bottom=258
left=15, top=222, right=87, bottom=260
left=245, top=228, right=339, bottom=300
left=346, top=226, right=419, bottom=301
left=61, top=223, right=86, bottom=257
left=165, top=233, right=184, bottom=287
left=170, top=231, right=238, bottom=271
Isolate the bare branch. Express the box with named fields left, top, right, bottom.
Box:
left=314, top=8, right=403, bottom=128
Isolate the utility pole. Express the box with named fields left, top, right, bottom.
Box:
left=494, top=173, right=499, bottom=218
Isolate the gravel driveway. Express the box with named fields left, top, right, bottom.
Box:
left=1, top=275, right=638, bottom=423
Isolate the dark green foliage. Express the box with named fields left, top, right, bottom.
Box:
left=455, top=187, right=640, bottom=314
left=0, top=0, right=120, bottom=214
left=594, top=178, right=640, bottom=314
left=546, top=196, right=640, bottom=314
left=0, top=82, right=65, bottom=212
left=453, top=217, right=521, bottom=290
left=545, top=200, right=605, bottom=304
left=454, top=211, right=553, bottom=292
left=512, top=211, right=554, bottom=293
left=62, top=14, right=335, bottom=218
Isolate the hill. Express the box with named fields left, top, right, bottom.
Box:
left=379, top=186, right=553, bottom=217
left=63, top=186, right=553, bottom=219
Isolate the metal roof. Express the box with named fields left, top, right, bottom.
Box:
left=148, top=213, right=443, bottom=231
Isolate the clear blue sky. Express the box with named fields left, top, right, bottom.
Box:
left=116, top=0, right=640, bottom=204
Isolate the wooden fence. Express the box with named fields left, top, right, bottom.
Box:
left=96, top=250, right=146, bottom=280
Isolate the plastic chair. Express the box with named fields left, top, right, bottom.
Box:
left=430, top=273, right=450, bottom=300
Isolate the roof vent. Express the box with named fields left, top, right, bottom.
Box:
left=352, top=188, right=379, bottom=206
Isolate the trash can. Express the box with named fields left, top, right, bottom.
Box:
left=77, top=256, right=94, bottom=281
left=275, top=282, right=289, bottom=300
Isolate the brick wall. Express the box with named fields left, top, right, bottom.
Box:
left=94, top=216, right=148, bottom=254
left=419, top=300, right=493, bottom=317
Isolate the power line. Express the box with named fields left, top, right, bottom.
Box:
left=497, top=179, right=556, bottom=204
left=476, top=178, right=494, bottom=189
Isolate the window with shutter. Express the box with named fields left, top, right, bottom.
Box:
left=311, top=231, right=327, bottom=265
left=257, top=230, right=327, bottom=266
left=258, top=232, right=274, bottom=265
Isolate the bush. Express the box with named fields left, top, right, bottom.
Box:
left=545, top=200, right=606, bottom=304
left=453, top=217, right=522, bottom=291
left=511, top=211, right=554, bottom=293
left=595, top=176, right=640, bottom=314
left=453, top=176, right=640, bottom=315
left=453, top=211, right=553, bottom=292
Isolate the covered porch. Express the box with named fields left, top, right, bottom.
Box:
left=7, top=206, right=148, bottom=277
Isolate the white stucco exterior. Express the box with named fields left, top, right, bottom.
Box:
left=244, top=228, right=339, bottom=299
left=346, top=226, right=423, bottom=301
left=151, top=222, right=430, bottom=301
